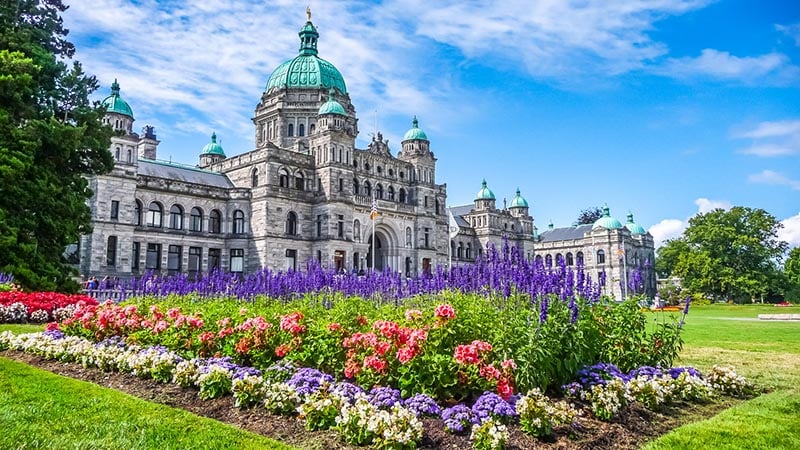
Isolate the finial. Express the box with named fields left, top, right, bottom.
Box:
left=482, top=178, right=487, bottom=188
left=412, top=115, right=418, bottom=128
left=627, top=211, right=634, bottom=222
left=111, top=78, right=120, bottom=94
left=602, top=203, right=610, bottom=216
left=515, top=187, right=521, bottom=195
left=306, top=6, right=311, bottom=21
left=548, top=220, right=554, bottom=229
left=211, top=132, right=217, bottom=143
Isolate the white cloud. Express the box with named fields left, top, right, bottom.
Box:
left=649, top=197, right=731, bottom=247
left=694, top=197, right=732, bottom=214
left=776, top=22, right=800, bottom=46
left=733, top=119, right=800, bottom=157
left=649, top=219, right=685, bottom=248
left=748, top=170, right=800, bottom=190
left=779, top=213, right=800, bottom=248
left=656, top=49, right=797, bottom=84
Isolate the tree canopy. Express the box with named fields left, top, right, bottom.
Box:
left=655, top=207, right=788, bottom=302
left=574, top=206, right=603, bottom=226
left=784, top=247, right=800, bottom=301
left=0, top=0, right=113, bottom=291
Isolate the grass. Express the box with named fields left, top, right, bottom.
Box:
left=0, top=323, right=45, bottom=334
left=0, top=357, right=295, bottom=450
left=643, top=304, right=800, bottom=450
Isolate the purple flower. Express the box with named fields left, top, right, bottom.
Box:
left=332, top=382, right=365, bottom=403
left=403, top=393, right=442, bottom=417
left=683, top=296, right=692, bottom=315
left=43, top=329, right=65, bottom=340
left=668, top=366, right=701, bottom=379
left=369, top=386, right=402, bottom=409
left=576, top=362, right=629, bottom=387
left=472, top=391, right=516, bottom=422
left=286, top=368, right=334, bottom=396
left=442, top=405, right=478, bottom=434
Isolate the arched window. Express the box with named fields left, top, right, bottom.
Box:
left=288, top=123, right=294, bottom=137
left=354, top=219, right=361, bottom=242
left=387, top=186, right=395, bottom=201
left=127, top=149, right=132, bottom=163
left=279, top=168, right=290, bottom=187
left=298, top=123, right=305, bottom=136
left=309, top=123, right=315, bottom=134
left=389, top=168, right=394, bottom=177
left=399, top=188, right=406, bottom=203
left=147, top=202, right=162, bottom=228
left=377, top=166, right=382, bottom=174
left=545, top=254, right=553, bottom=267
left=135, top=200, right=143, bottom=226
left=233, top=210, right=245, bottom=234
left=435, top=199, right=440, bottom=215
left=466, top=243, right=472, bottom=259
left=450, top=240, right=456, bottom=256
left=363, top=181, right=371, bottom=197
left=556, top=253, right=563, bottom=265
left=399, top=171, right=404, bottom=180
left=169, top=205, right=184, bottom=229
left=115, top=148, right=120, bottom=161
left=457, top=242, right=464, bottom=258
left=566, top=252, right=574, bottom=266
left=597, top=249, right=606, bottom=264
left=535, top=255, right=543, bottom=265
left=286, top=211, right=298, bottom=235
left=376, top=183, right=383, bottom=199
left=576, top=251, right=584, bottom=265
left=365, top=162, right=370, bottom=171
left=295, top=171, right=304, bottom=190
left=209, top=209, right=222, bottom=234
left=405, top=227, right=412, bottom=247
left=353, top=179, right=359, bottom=195
left=251, top=168, right=258, bottom=187
left=190, top=207, right=203, bottom=232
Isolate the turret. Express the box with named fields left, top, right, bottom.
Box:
left=199, top=132, right=226, bottom=168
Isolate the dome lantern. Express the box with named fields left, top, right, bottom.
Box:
left=475, top=179, right=496, bottom=200
left=402, top=116, right=429, bottom=141
left=201, top=132, right=226, bottom=157
left=509, top=188, right=529, bottom=208
left=592, top=204, right=623, bottom=230
left=625, top=212, right=647, bottom=235
left=101, top=78, right=134, bottom=118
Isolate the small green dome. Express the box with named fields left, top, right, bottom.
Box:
left=318, top=89, right=346, bottom=115
left=509, top=188, right=529, bottom=208
left=625, top=212, right=647, bottom=235
left=101, top=79, right=134, bottom=118
left=592, top=204, right=623, bottom=230
left=402, top=116, right=428, bottom=141
left=265, top=18, right=347, bottom=94
left=475, top=179, right=496, bottom=200
left=201, top=132, right=226, bottom=156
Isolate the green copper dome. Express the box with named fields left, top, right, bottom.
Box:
left=403, top=116, right=428, bottom=141
left=509, top=188, right=529, bottom=208
left=625, top=212, right=647, bottom=235
left=101, top=79, right=133, bottom=118
left=592, top=205, right=623, bottom=230
left=318, top=89, right=346, bottom=115
left=265, top=16, right=347, bottom=94
left=201, top=132, right=226, bottom=156
left=475, top=179, right=496, bottom=200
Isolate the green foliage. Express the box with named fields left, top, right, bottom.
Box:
left=573, top=206, right=603, bottom=226
left=783, top=247, right=800, bottom=301
left=0, top=0, right=114, bottom=291
left=656, top=207, right=788, bottom=303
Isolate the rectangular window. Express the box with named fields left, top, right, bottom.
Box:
left=424, top=196, right=429, bottom=208
left=110, top=201, right=119, bottom=221
left=338, top=178, right=344, bottom=192
left=424, top=228, right=430, bottom=248
left=337, top=214, right=344, bottom=238
left=145, top=243, right=161, bottom=270
left=316, top=215, right=323, bottom=238
left=285, top=249, right=297, bottom=271
left=230, top=248, right=244, bottom=273
left=208, top=248, right=221, bottom=273
left=188, top=247, right=202, bottom=279
left=106, top=236, right=117, bottom=267
left=167, top=245, right=182, bottom=274
left=132, top=242, right=140, bottom=270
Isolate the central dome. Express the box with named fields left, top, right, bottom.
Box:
left=265, top=17, right=347, bottom=94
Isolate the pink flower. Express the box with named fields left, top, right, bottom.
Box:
left=396, top=346, right=417, bottom=364
left=497, top=377, right=514, bottom=400
left=153, top=320, right=169, bottom=333
left=217, top=327, right=234, bottom=339
left=404, top=309, right=423, bottom=321
left=239, top=308, right=248, bottom=315
left=45, top=322, right=60, bottom=332
left=434, top=304, right=456, bottom=320
left=373, top=320, right=400, bottom=339
left=480, top=364, right=501, bottom=381
left=472, top=340, right=492, bottom=353
left=166, top=308, right=181, bottom=320
left=275, top=344, right=291, bottom=357
left=501, top=359, right=517, bottom=371
left=364, top=355, right=388, bottom=374
left=217, top=317, right=231, bottom=328
left=198, top=332, right=215, bottom=343
left=374, top=341, right=391, bottom=356
left=454, top=344, right=481, bottom=365
left=328, top=322, right=342, bottom=332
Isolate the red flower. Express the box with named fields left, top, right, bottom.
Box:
left=328, top=322, right=343, bottom=332
left=434, top=303, right=456, bottom=320
left=275, top=344, right=291, bottom=357
left=363, top=355, right=388, bottom=374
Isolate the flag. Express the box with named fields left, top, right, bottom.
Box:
left=617, top=247, right=625, bottom=257
left=448, top=209, right=459, bottom=239
left=370, top=198, right=379, bottom=220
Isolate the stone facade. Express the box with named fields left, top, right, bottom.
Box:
left=448, top=186, right=657, bottom=300
left=79, top=16, right=447, bottom=279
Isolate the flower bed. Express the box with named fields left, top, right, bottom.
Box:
left=0, top=292, right=97, bottom=323
left=0, top=330, right=754, bottom=450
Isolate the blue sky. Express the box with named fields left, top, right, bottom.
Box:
left=62, top=0, right=800, bottom=248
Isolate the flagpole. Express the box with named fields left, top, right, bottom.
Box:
left=621, top=246, right=628, bottom=301
left=371, top=194, right=376, bottom=272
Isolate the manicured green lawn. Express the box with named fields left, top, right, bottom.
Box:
left=0, top=323, right=45, bottom=333
left=643, top=304, right=800, bottom=450
left=0, top=357, right=295, bottom=450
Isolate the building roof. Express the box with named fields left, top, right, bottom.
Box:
left=509, top=188, right=528, bottom=208
left=539, top=224, right=593, bottom=242
left=448, top=204, right=474, bottom=228
left=138, top=159, right=234, bottom=188
left=403, top=116, right=428, bottom=141
left=625, top=212, right=647, bottom=235
left=201, top=132, right=226, bottom=156
left=265, top=18, right=347, bottom=94
left=592, top=205, right=623, bottom=230
left=101, top=79, right=134, bottom=118
left=475, top=179, right=496, bottom=200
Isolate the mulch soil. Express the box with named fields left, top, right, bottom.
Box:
left=2, top=350, right=737, bottom=449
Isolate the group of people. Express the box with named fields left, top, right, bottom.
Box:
left=83, top=275, right=118, bottom=290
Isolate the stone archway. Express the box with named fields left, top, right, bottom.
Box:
left=366, top=224, right=399, bottom=272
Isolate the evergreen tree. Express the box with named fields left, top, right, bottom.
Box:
left=573, top=206, right=603, bottom=226
left=0, top=1, right=113, bottom=291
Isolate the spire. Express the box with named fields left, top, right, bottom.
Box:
left=298, top=9, right=319, bottom=56
left=412, top=115, right=419, bottom=128
left=627, top=211, right=634, bottom=223
left=211, top=131, right=217, bottom=143
left=602, top=203, right=611, bottom=217
left=482, top=179, right=487, bottom=188
left=111, top=78, right=120, bottom=96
